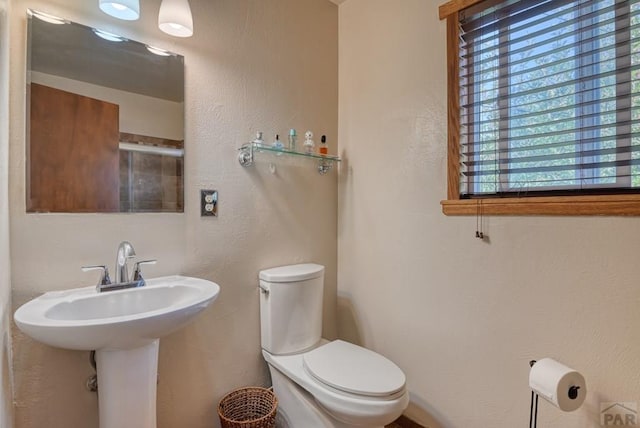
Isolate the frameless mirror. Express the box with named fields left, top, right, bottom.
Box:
left=26, top=10, right=185, bottom=213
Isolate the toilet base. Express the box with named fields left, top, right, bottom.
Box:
left=268, top=364, right=384, bottom=428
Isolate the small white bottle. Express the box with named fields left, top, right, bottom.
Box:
left=303, top=130, right=315, bottom=154
left=253, top=131, right=264, bottom=146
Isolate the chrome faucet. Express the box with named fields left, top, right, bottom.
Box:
left=82, top=241, right=156, bottom=292
left=115, top=241, right=136, bottom=284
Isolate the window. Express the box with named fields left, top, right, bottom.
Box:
left=439, top=0, right=640, bottom=215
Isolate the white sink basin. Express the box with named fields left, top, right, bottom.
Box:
left=14, top=275, right=220, bottom=350
left=14, top=275, right=220, bottom=428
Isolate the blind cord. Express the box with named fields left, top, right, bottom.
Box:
left=475, top=200, right=484, bottom=239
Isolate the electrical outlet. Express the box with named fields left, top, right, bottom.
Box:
left=200, top=190, right=218, bottom=217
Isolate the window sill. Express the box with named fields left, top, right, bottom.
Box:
left=441, top=195, right=640, bottom=216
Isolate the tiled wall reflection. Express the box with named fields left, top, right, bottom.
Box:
left=119, top=151, right=184, bottom=212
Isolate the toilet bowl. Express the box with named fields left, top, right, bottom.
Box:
left=259, top=264, right=409, bottom=427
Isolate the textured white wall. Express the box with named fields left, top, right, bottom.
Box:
left=9, top=0, right=337, bottom=427
left=338, top=1, right=640, bottom=427
left=0, top=0, right=14, bottom=425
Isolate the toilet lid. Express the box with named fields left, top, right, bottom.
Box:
left=302, top=340, right=406, bottom=397
left=259, top=264, right=324, bottom=282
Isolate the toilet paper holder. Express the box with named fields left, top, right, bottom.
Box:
left=528, top=359, right=584, bottom=428
left=529, top=360, right=539, bottom=428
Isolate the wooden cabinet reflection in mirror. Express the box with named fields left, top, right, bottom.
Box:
left=27, top=84, right=184, bottom=213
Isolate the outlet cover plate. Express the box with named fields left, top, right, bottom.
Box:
left=200, top=190, right=218, bottom=217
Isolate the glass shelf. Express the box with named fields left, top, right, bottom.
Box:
left=238, top=142, right=341, bottom=175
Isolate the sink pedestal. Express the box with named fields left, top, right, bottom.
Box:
left=95, top=340, right=160, bottom=428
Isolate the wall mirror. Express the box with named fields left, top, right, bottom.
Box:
left=26, top=9, right=185, bottom=213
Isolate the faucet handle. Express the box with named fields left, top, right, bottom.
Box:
left=81, top=265, right=112, bottom=286
left=132, top=260, right=157, bottom=283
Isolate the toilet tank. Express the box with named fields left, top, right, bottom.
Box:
left=259, top=264, right=324, bottom=355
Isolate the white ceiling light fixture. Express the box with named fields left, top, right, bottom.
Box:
left=92, top=28, right=127, bottom=42
left=146, top=45, right=173, bottom=56
left=158, top=0, right=193, bottom=38
left=29, top=9, right=68, bottom=25
left=99, top=0, right=140, bottom=21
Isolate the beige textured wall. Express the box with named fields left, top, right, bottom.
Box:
left=0, top=0, right=14, bottom=426
left=338, top=1, right=640, bottom=427
left=9, top=0, right=337, bottom=427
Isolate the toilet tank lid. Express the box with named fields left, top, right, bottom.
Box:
left=259, top=263, right=325, bottom=282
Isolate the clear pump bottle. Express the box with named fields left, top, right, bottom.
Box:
left=303, top=130, right=315, bottom=154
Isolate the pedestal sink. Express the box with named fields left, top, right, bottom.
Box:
left=14, top=275, right=220, bottom=428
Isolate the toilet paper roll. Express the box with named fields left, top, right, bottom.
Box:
left=529, top=358, right=586, bottom=412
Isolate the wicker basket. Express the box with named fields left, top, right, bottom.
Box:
left=218, top=387, right=278, bottom=428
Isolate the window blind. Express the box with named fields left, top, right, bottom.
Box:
left=459, top=0, right=640, bottom=197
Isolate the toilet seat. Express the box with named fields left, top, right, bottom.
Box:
left=303, top=340, right=406, bottom=398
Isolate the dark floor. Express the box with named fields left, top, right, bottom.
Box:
left=386, top=415, right=425, bottom=428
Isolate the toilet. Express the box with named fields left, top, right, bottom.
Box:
left=259, top=263, right=409, bottom=427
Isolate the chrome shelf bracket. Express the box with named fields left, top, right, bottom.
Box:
left=238, top=143, right=254, bottom=167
